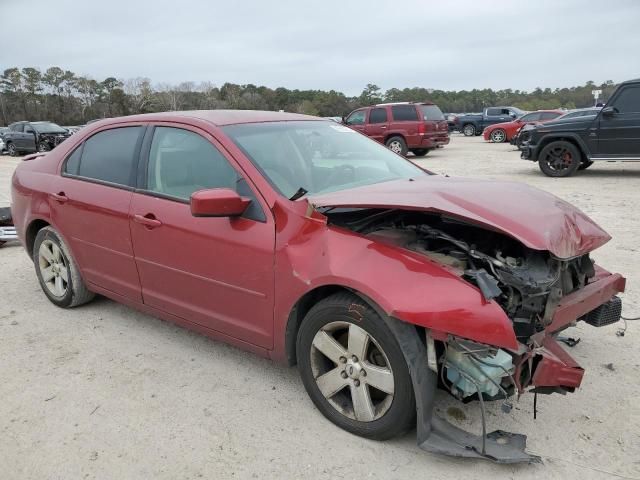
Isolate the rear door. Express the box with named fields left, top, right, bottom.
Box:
left=129, top=124, right=276, bottom=348
left=51, top=124, right=144, bottom=300
left=596, top=85, right=640, bottom=158
left=9, top=123, right=25, bottom=148
left=364, top=107, right=389, bottom=143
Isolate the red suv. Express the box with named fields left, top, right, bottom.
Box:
left=344, top=102, right=450, bottom=156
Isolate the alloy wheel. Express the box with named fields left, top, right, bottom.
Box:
left=463, top=125, right=475, bottom=136
left=491, top=129, right=506, bottom=143
left=544, top=146, right=574, bottom=172
left=388, top=141, right=403, bottom=154
left=310, top=321, right=395, bottom=422
left=38, top=239, right=68, bottom=297
left=7, top=143, right=16, bottom=156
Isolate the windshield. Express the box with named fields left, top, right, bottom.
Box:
left=32, top=122, right=67, bottom=134
left=419, top=105, right=445, bottom=121
left=223, top=121, right=427, bottom=199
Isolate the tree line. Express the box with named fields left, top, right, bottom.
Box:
left=0, top=67, right=619, bottom=126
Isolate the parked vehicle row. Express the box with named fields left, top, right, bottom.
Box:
left=454, top=106, right=524, bottom=136
left=483, top=110, right=564, bottom=143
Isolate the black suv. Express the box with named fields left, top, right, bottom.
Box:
left=3, top=121, right=71, bottom=156
left=522, top=78, right=640, bottom=177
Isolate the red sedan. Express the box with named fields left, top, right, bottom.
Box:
left=10, top=111, right=625, bottom=463
left=483, top=110, right=564, bottom=143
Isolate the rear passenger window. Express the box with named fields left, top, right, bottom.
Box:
left=146, top=127, right=238, bottom=201
left=74, top=127, right=142, bottom=186
left=391, top=105, right=419, bottom=121
left=368, top=108, right=388, bottom=124
left=486, top=108, right=502, bottom=116
left=64, top=146, right=82, bottom=175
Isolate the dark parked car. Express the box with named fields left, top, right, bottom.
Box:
left=344, top=102, right=449, bottom=156
left=3, top=121, right=71, bottom=156
left=512, top=108, right=601, bottom=149
left=454, top=106, right=525, bottom=136
left=522, top=79, right=640, bottom=176
left=483, top=110, right=564, bottom=143
left=11, top=111, right=625, bottom=463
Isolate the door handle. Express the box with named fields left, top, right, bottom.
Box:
left=50, top=192, right=68, bottom=203
left=133, top=214, right=163, bottom=229
left=380, top=126, right=387, bottom=129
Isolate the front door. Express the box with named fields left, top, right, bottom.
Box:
left=345, top=109, right=367, bottom=134
left=596, top=85, right=640, bottom=158
left=129, top=125, right=275, bottom=348
left=23, top=124, right=37, bottom=152
left=51, top=125, right=144, bottom=300
left=364, top=107, right=389, bottom=144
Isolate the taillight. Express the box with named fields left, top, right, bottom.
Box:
left=418, top=123, right=426, bottom=134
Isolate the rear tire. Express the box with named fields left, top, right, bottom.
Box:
left=538, top=141, right=581, bottom=177
left=297, top=292, right=415, bottom=441
left=411, top=148, right=429, bottom=157
left=33, top=226, right=95, bottom=308
left=385, top=136, right=408, bottom=156
left=462, top=124, right=476, bottom=136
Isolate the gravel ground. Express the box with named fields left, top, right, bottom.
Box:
left=1, top=135, right=639, bottom=479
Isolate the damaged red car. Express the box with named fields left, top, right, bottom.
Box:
left=11, top=111, right=625, bottom=463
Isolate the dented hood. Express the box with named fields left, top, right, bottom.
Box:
left=310, top=176, right=610, bottom=259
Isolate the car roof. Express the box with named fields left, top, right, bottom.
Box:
left=101, top=110, right=319, bottom=127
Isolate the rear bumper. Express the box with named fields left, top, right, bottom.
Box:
left=420, top=135, right=450, bottom=148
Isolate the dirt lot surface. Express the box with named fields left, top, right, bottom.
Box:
left=1, top=135, right=639, bottom=479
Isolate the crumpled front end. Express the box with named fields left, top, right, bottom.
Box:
left=320, top=205, right=626, bottom=463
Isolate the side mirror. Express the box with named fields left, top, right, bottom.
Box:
left=342, top=116, right=348, bottom=125
left=601, top=106, right=617, bottom=117
left=190, top=188, right=250, bottom=218
left=509, top=113, right=517, bottom=119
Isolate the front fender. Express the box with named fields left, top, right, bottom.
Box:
left=272, top=201, right=518, bottom=359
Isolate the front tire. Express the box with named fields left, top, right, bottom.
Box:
left=297, top=293, right=415, bottom=441
left=411, top=148, right=429, bottom=157
left=38, top=141, right=51, bottom=152
left=462, top=124, right=476, bottom=136
left=490, top=129, right=507, bottom=143
left=385, top=136, right=408, bottom=156
left=538, top=141, right=581, bottom=177
left=34, top=226, right=95, bottom=308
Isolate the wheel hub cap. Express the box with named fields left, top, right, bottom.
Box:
left=310, top=321, right=395, bottom=422
left=38, top=240, right=68, bottom=297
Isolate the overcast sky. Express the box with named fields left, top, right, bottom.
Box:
left=1, top=0, right=638, bottom=95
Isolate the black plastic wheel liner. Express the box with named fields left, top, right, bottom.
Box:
left=383, top=316, right=541, bottom=464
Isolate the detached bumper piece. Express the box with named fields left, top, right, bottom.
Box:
left=0, top=225, right=17, bottom=242
left=0, top=207, right=16, bottom=243
left=384, top=316, right=540, bottom=464
left=584, top=296, right=622, bottom=327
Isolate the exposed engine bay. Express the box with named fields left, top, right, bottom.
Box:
left=325, top=207, right=600, bottom=402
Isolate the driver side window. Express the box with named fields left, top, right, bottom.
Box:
left=146, top=127, right=238, bottom=201
left=346, top=110, right=366, bottom=125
